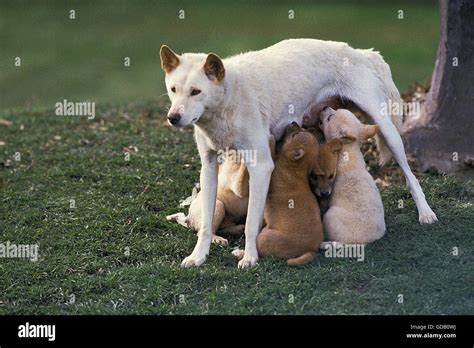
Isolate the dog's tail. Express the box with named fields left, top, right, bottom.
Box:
left=362, top=49, right=403, bottom=166
left=287, top=252, right=316, bottom=267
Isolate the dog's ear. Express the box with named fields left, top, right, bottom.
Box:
left=291, top=148, right=305, bottom=161
left=160, top=45, right=180, bottom=73
left=339, top=130, right=357, bottom=144
left=361, top=125, right=379, bottom=140
left=204, top=53, right=225, bottom=81
left=327, top=138, right=343, bottom=153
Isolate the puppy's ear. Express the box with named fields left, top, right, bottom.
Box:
left=327, top=138, right=343, bottom=153
left=339, top=130, right=357, bottom=144
left=361, top=125, right=379, bottom=140
left=291, top=149, right=305, bottom=161
left=204, top=53, right=225, bottom=81
left=160, top=45, right=180, bottom=73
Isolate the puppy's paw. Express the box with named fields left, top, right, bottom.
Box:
left=237, top=254, right=258, bottom=269
left=166, top=213, right=188, bottom=227
left=418, top=208, right=438, bottom=224
left=212, top=235, right=229, bottom=247
left=181, top=253, right=207, bottom=268
left=231, top=249, right=245, bottom=260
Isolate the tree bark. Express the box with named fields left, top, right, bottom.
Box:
left=403, top=0, right=474, bottom=174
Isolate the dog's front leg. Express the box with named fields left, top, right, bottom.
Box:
left=238, top=141, right=274, bottom=268
left=181, top=135, right=218, bottom=267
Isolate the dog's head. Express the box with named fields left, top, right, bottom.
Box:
left=310, top=138, right=342, bottom=198
left=280, top=122, right=323, bottom=173
left=160, top=45, right=226, bottom=127
left=320, top=107, right=378, bottom=145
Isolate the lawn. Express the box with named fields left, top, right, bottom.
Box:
left=1, top=101, right=473, bottom=315
left=1, top=0, right=473, bottom=315
left=1, top=0, right=439, bottom=110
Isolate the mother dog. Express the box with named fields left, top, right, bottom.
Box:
left=160, top=38, right=437, bottom=268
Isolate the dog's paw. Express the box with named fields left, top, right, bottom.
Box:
left=212, top=235, right=229, bottom=247
left=231, top=249, right=245, bottom=260
left=237, top=254, right=258, bottom=269
left=181, top=253, right=207, bottom=268
left=418, top=209, right=438, bottom=224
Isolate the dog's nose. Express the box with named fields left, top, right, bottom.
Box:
left=291, top=121, right=298, bottom=127
left=320, top=191, right=330, bottom=198
left=167, top=113, right=181, bottom=125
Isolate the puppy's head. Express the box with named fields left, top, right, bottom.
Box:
left=160, top=45, right=226, bottom=127
left=310, top=138, right=342, bottom=198
left=320, top=107, right=378, bottom=145
left=280, top=122, right=322, bottom=172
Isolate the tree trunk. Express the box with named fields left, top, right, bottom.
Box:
left=403, top=0, right=474, bottom=174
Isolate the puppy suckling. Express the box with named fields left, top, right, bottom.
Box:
left=233, top=123, right=325, bottom=266
left=310, top=138, right=343, bottom=215
left=166, top=152, right=249, bottom=246
left=320, top=107, right=386, bottom=244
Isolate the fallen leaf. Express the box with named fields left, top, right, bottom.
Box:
left=0, top=119, right=13, bottom=126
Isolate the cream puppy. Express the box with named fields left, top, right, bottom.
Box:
left=320, top=107, right=385, bottom=244
left=166, top=153, right=249, bottom=246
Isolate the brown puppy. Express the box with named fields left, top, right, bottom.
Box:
left=234, top=123, right=324, bottom=266
left=310, top=139, right=343, bottom=214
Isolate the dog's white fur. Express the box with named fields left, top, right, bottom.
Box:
left=160, top=38, right=438, bottom=268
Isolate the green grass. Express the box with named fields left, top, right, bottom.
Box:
left=0, top=0, right=439, bottom=110
left=1, top=101, right=473, bottom=315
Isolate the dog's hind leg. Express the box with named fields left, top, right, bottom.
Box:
left=211, top=200, right=228, bottom=246
left=354, top=96, right=437, bottom=224
left=257, top=227, right=300, bottom=259
left=219, top=224, right=245, bottom=235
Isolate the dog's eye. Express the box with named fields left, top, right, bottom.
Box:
left=171, top=87, right=176, bottom=93
left=329, top=174, right=335, bottom=180
left=190, top=88, right=201, bottom=96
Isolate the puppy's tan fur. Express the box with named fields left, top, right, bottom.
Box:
left=310, top=139, right=343, bottom=214
left=255, top=124, right=324, bottom=266
left=167, top=155, right=249, bottom=246
left=321, top=108, right=386, bottom=244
